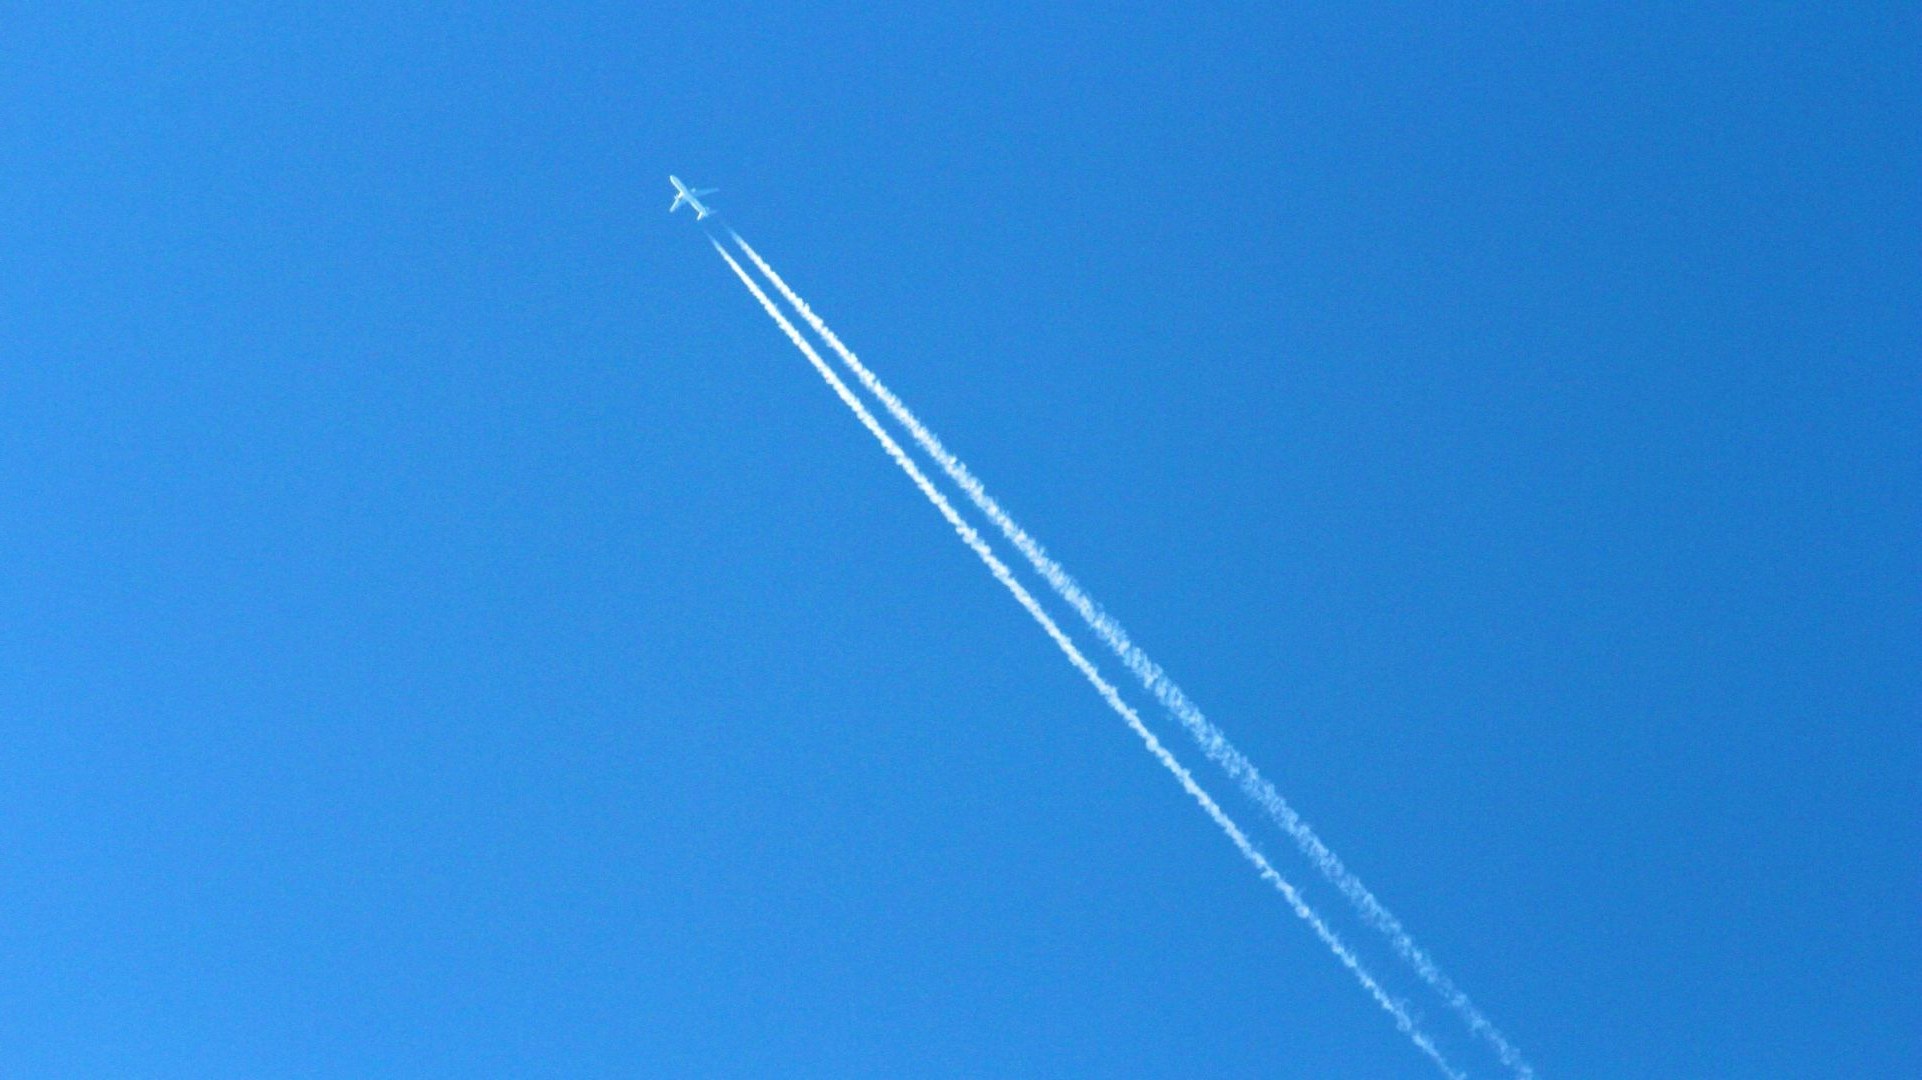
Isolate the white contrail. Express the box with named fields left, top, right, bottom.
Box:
left=730, top=230, right=1534, bottom=1079
left=711, top=238, right=1465, bottom=1080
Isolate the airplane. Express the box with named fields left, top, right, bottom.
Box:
left=669, top=175, right=718, bottom=220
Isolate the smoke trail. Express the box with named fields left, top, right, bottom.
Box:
left=730, top=231, right=1533, bottom=1079
left=711, top=238, right=1465, bottom=1080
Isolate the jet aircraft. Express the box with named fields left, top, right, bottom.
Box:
left=669, top=176, right=718, bottom=220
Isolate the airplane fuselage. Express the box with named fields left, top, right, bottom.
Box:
left=669, top=175, right=715, bottom=220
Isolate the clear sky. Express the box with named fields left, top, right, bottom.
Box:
left=3, top=4, right=1917, bottom=1077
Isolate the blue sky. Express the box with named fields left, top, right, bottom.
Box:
left=4, top=4, right=1917, bottom=1077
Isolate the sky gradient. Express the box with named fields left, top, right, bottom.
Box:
left=4, top=4, right=1917, bottom=1077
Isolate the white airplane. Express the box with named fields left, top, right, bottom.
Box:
left=669, top=175, right=718, bottom=220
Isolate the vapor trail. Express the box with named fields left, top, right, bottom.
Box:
left=730, top=230, right=1533, bottom=1079
left=712, top=238, right=1465, bottom=1080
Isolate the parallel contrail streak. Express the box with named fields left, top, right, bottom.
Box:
left=730, top=231, right=1533, bottom=1079
left=712, top=238, right=1465, bottom=1080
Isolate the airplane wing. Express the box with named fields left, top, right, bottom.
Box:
left=693, top=187, right=719, bottom=197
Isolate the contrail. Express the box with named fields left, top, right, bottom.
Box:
left=711, top=237, right=1466, bottom=1080
left=729, top=230, right=1534, bottom=1079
